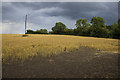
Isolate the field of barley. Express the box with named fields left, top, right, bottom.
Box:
left=2, top=34, right=119, bottom=62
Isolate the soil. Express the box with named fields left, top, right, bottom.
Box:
left=2, top=46, right=119, bottom=78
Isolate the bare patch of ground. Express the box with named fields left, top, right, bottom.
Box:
left=2, top=46, right=119, bottom=78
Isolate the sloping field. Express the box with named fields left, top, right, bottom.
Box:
left=2, top=34, right=119, bottom=62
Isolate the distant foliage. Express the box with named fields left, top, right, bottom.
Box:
left=52, top=22, right=66, bottom=34
left=74, top=19, right=90, bottom=36
left=26, top=30, right=34, bottom=34
left=26, top=17, right=120, bottom=39
left=64, top=28, right=74, bottom=35
left=26, top=29, right=48, bottom=34
left=90, top=17, right=107, bottom=38
left=35, top=29, right=48, bottom=34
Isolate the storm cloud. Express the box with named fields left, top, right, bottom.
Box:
left=2, top=2, right=118, bottom=34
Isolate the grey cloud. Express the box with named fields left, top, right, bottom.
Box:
left=2, top=2, right=118, bottom=34
left=45, top=2, right=118, bottom=24
left=118, top=2, right=120, bottom=31
left=2, top=2, right=118, bottom=23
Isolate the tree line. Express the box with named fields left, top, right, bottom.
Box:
left=26, top=16, right=120, bottom=39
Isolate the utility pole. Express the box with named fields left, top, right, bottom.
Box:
left=25, top=15, right=27, bottom=34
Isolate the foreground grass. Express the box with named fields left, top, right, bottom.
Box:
left=2, top=34, right=119, bottom=62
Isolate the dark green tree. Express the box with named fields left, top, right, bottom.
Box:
left=90, top=16, right=108, bottom=38
left=75, top=19, right=90, bottom=27
left=75, top=19, right=90, bottom=36
left=112, top=22, right=120, bottom=39
left=118, top=18, right=120, bottom=27
left=91, top=16, right=105, bottom=27
left=64, top=28, right=74, bottom=35
left=35, top=29, right=48, bottom=34
left=52, top=22, right=66, bottom=34
left=26, top=29, right=34, bottom=34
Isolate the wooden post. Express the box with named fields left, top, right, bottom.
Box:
left=25, top=15, right=27, bottom=34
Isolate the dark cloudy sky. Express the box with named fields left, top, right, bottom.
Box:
left=2, top=2, right=118, bottom=34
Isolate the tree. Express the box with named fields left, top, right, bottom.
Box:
left=64, top=28, right=74, bottom=35
left=118, top=18, right=120, bottom=27
left=116, top=18, right=120, bottom=39
left=91, top=16, right=105, bottom=27
left=75, top=19, right=90, bottom=36
left=26, top=29, right=34, bottom=34
left=90, top=16, right=108, bottom=38
left=35, top=29, right=48, bottom=34
left=75, top=19, right=90, bottom=27
left=52, top=22, right=66, bottom=34
left=111, top=22, right=120, bottom=39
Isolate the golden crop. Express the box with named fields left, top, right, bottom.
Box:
left=2, top=34, right=119, bottom=62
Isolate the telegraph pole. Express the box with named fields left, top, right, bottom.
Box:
left=25, top=15, right=27, bottom=34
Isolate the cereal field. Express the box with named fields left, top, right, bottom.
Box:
left=2, top=34, right=119, bottom=62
